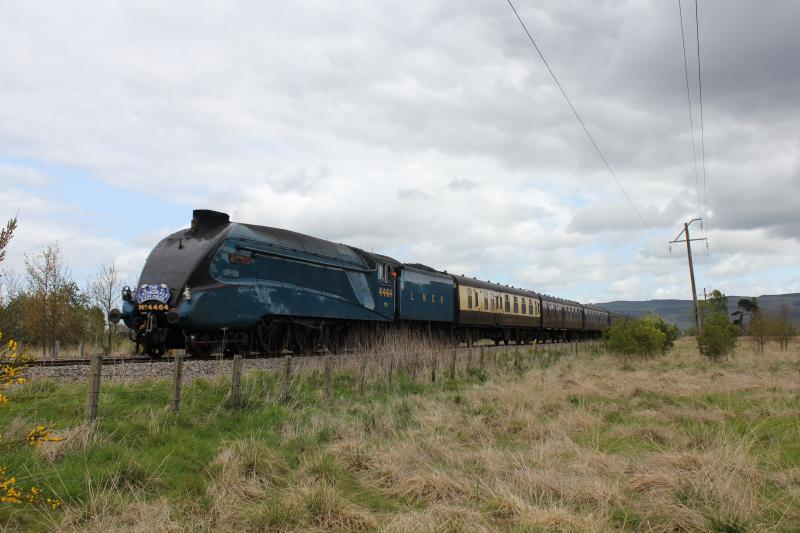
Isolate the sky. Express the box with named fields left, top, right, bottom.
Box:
left=1, top=0, right=799, bottom=303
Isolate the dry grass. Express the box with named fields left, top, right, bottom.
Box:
left=37, top=338, right=800, bottom=531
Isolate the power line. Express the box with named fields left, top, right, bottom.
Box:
left=694, top=0, right=711, bottom=269
left=677, top=0, right=702, bottom=218
left=504, top=0, right=664, bottom=253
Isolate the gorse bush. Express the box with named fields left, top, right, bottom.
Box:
left=1, top=331, right=62, bottom=508
left=641, top=314, right=680, bottom=350
left=602, top=316, right=675, bottom=358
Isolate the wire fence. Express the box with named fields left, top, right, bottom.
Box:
left=6, top=340, right=604, bottom=422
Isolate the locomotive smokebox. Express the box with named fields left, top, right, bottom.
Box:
left=192, top=209, right=230, bottom=231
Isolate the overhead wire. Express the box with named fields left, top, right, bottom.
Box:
left=677, top=0, right=702, bottom=219
left=504, top=0, right=665, bottom=254
left=694, top=0, right=711, bottom=272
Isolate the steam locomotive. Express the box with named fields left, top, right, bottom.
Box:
left=112, top=210, right=620, bottom=356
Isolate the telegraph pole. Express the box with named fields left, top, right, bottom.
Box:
left=670, top=218, right=706, bottom=332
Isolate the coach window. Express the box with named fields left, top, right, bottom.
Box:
left=467, top=290, right=472, bottom=309
left=521, top=299, right=526, bottom=315
left=504, top=295, right=510, bottom=312
left=484, top=291, right=489, bottom=309
left=513, top=296, right=518, bottom=314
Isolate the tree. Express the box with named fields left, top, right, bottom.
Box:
left=702, top=289, right=729, bottom=319
left=88, top=261, right=123, bottom=355
left=23, top=243, right=71, bottom=356
left=0, top=216, right=21, bottom=344
left=737, top=297, right=758, bottom=321
left=697, top=290, right=738, bottom=360
left=749, top=309, right=768, bottom=352
left=0, top=215, right=17, bottom=265
left=777, top=303, right=796, bottom=351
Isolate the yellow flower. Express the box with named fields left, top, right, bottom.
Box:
left=26, top=426, right=64, bottom=446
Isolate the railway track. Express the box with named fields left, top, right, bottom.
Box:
left=26, top=340, right=595, bottom=368
left=27, top=353, right=274, bottom=367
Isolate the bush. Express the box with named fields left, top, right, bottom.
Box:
left=603, top=317, right=672, bottom=359
left=641, top=314, right=680, bottom=350
left=697, top=312, right=738, bottom=361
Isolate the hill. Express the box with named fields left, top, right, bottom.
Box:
left=598, top=293, right=800, bottom=330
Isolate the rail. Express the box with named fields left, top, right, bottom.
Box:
left=26, top=339, right=596, bottom=368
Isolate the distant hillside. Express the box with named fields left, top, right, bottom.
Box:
left=598, top=293, right=800, bottom=331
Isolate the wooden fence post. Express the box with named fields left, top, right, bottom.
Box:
left=85, top=354, right=102, bottom=421
left=430, top=352, right=437, bottom=383
left=411, top=352, right=418, bottom=381
left=357, top=354, right=367, bottom=394
left=172, top=351, right=184, bottom=411
left=230, top=353, right=242, bottom=408
left=54, top=340, right=60, bottom=358
left=281, top=354, right=292, bottom=403
left=323, top=354, right=332, bottom=404
left=466, top=347, right=472, bottom=376
left=479, top=346, right=485, bottom=376
left=449, top=349, right=457, bottom=380
left=387, top=354, right=394, bottom=386
left=514, top=347, right=520, bottom=369
left=79, top=342, right=85, bottom=358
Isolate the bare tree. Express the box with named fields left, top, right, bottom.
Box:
left=88, top=261, right=122, bottom=355
left=24, top=243, right=70, bottom=356
left=0, top=215, right=18, bottom=265
left=778, top=302, right=795, bottom=351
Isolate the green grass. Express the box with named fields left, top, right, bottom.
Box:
left=0, top=363, right=487, bottom=531
left=1, top=341, right=799, bottom=531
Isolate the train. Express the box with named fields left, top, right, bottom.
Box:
left=111, top=210, right=623, bottom=356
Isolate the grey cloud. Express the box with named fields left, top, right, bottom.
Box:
left=396, top=187, right=429, bottom=200
left=447, top=178, right=476, bottom=191
left=0, top=0, right=798, bottom=301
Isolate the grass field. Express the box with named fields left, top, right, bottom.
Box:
left=2, top=338, right=799, bottom=531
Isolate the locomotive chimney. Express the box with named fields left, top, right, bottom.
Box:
left=191, top=209, right=230, bottom=231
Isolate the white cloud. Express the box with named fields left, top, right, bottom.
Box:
left=0, top=0, right=798, bottom=302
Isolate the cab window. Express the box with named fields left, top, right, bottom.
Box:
left=378, top=263, right=391, bottom=284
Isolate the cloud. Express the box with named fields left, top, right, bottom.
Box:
left=447, top=178, right=477, bottom=191
left=0, top=0, right=798, bottom=302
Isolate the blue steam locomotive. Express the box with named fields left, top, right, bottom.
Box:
left=112, top=210, right=619, bottom=356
